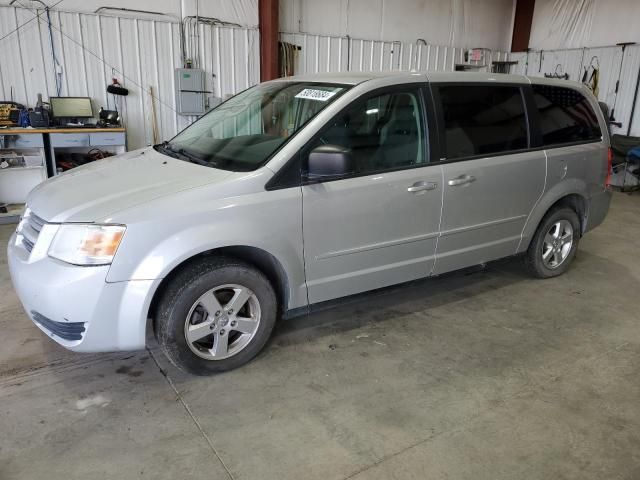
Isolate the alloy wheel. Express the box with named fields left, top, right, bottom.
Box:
left=184, top=284, right=261, bottom=360
left=541, top=219, right=574, bottom=269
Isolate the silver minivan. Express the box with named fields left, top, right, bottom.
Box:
left=8, top=72, right=612, bottom=374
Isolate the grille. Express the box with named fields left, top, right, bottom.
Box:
left=21, top=210, right=46, bottom=253
left=31, top=311, right=86, bottom=341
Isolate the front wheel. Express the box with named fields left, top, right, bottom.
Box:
left=155, top=257, right=277, bottom=375
left=525, top=207, right=581, bottom=278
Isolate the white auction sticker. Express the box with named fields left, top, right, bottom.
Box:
left=295, top=88, right=338, bottom=102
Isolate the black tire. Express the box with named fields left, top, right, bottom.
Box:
left=525, top=207, right=581, bottom=278
left=154, top=256, right=277, bottom=375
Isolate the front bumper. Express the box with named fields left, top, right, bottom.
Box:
left=7, top=230, right=159, bottom=352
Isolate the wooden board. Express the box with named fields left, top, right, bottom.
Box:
left=0, top=127, right=125, bottom=135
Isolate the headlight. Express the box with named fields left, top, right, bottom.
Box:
left=48, top=224, right=126, bottom=266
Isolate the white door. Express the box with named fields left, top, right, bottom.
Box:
left=301, top=86, right=443, bottom=304
left=432, top=84, right=546, bottom=274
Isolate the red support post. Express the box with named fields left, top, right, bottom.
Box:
left=259, top=0, right=279, bottom=81
left=511, top=0, right=536, bottom=52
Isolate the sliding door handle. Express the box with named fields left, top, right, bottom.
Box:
left=448, top=175, right=476, bottom=187
left=408, top=181, right=438, bottom=193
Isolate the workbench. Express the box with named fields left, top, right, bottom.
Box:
left=0, top=127, right=127, bottom=221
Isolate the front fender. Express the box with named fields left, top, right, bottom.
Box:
left=105, top=185, right=306, bottom=310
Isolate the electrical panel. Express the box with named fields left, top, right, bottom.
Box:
left=175, top=68, right=206, bottom=115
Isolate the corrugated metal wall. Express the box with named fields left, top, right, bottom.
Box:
left=6, top=4, right=639, bottom=146
left=280, top=32, right=640, bottom=137
left=0, top=6, right=260, bottom=150
left=510, top=46, right=640, bottom=137
left=279, top=32, right=511, bottom=74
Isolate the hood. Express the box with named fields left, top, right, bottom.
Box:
left=27, top=148, right=234, bottom=222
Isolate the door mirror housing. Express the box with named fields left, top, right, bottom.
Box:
left=305, top=145, right=354, bottom=183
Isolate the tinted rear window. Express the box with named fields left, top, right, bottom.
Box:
left=532, top=85, right=601, bottom=146
left=439, top=85, right=528, bottom=160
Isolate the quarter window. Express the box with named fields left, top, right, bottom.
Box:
left=531, top=85, right=601, bottom=146
left=439, top=85, right=528, bottom=160
left=306, top=88, right=427, bottom=176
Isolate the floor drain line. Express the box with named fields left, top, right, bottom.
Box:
left=147, top=347, right=236, bottom=480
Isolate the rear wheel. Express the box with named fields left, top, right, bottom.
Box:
left=155, top=257, right=277, bottom=375
left=525, top=207, right=580, bottom=278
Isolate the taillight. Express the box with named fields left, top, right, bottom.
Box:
left=605, top=147, right=613, bottom=187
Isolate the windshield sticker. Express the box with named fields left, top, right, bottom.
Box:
left=295, top=88, right=339, bottom=102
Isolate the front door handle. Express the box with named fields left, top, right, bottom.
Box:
left=448, top=175, right=476, bottom=187
left=408, top=181, right=438, bottom=193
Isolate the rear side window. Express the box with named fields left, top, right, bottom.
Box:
left=438, top=85, right=528, bottom=160
left=532, top=85, right=601, bottom=146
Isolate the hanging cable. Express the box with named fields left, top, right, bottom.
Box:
left=48, top=20, right=179, bottom=114
left=7, top=1, right=179, bottom=114
left=195, top=0, right=199, bottom=69
left=44, top=5, right=63, bottom=95
left=1, top=0, right=65, bottom=44
left=413, top=38, right=427, bottom=70
left=9, top=0, right=64, bottom=95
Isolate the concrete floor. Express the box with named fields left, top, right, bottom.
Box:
left=1, top=192, right=640, bottom=480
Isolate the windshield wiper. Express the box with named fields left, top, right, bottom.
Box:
left=173, top=147, right=212, bottom=167
left=154, top=142, right=213, bottom=167
left=153, top=141, right=181, bottom=159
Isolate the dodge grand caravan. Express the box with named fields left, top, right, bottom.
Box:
left=8, top=72, right=612, bottom=374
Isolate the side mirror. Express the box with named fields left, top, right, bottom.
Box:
left=305, top=144, right=354, bottom=182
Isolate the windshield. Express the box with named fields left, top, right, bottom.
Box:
left=156, top=82, right=349, bottom=171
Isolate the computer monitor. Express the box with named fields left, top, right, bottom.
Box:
left=50, top=97, right=93, bottom=119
